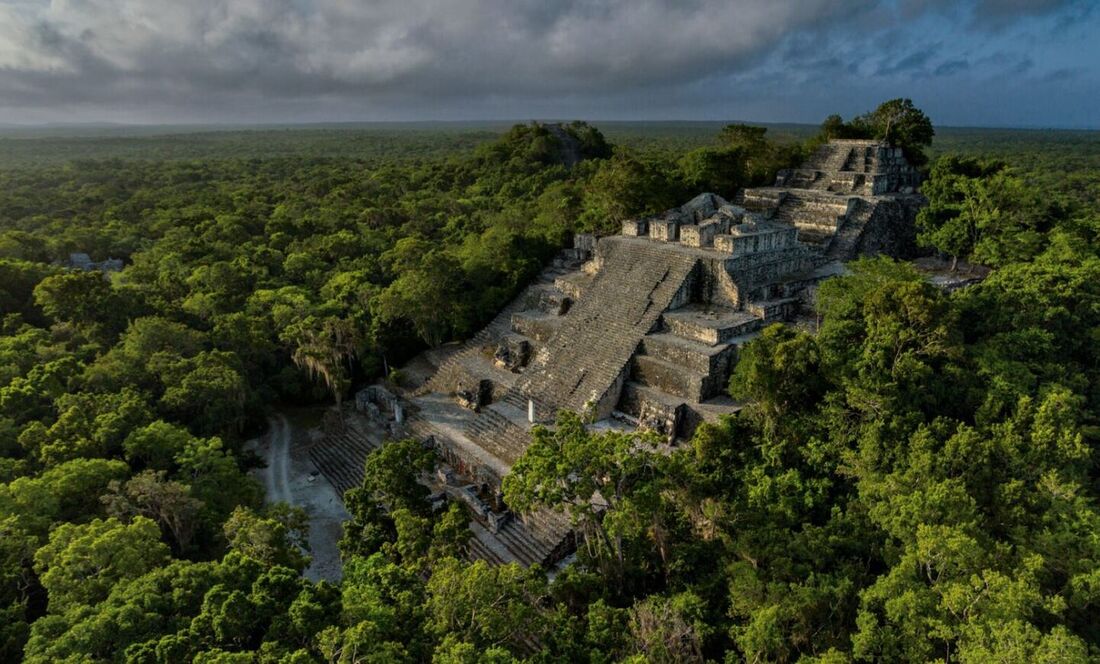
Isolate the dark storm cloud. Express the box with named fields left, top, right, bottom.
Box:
left=0, top=1, right=862, bottom=103
left=0, top=0, right=1095, bottom=126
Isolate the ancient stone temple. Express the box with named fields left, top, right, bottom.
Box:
left=740, top=139, right=923, bottom=259
left=393, top=139, right=923, bottom=567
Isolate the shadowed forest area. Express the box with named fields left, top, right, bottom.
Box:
left=2, top=111, right=1100, bottom=662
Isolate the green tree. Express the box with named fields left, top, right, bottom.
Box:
left=285, top=315, right=359, bottom=409
left=504, top=411, right=668, bottom=580
left=33, top=516, right=169, bottom=614
left=102, top=470, right=204, bottom=554
left=374, top=238, right=469, bottom=348
left=677, top=147, right=745, bottom=199
left=426, top=557, right=548, bottom=652
left=579, top=151, right=680, bottom=232
left=159, top=350, right=251, bottom=435
left=852, top=98, right=934, bottom=166
left=123, top=419, right=196, bottom=471
left=918, top=156, right=1053, bottom=268
left=223, top=505, right=310, bottom=572
left=729, top=324, right=826, bottom=425
left=32, top=271, right=124, bottom=331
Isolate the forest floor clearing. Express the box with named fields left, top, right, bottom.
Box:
left=247, top=412, right=351, bottom=582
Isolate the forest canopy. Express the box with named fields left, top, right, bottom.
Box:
left=2, top=114, right=1100, bottom=662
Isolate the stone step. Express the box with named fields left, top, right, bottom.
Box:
left=662, top=306, right=762, bottom=346
left=462, top=505, right=573, bottom=569
left=826, top=198, right=876, bottom=261
left=691, top=395, right=743, bottom=423
left=500, top=390, right=555, bottom=422
left=775, top=196, right=849, bottom=228
left=620, top=380, right=745, bottom=442
left=554, top=271, right=595, bottom=301
left=793, top=226, right=836, bottom=246
left=740, top=188, right=786, bottom=213
left=510, top=311, right=563, bottom=343
left=618, top=380, right=686, bottom=417
left=310, top=451, right=358, bottom=495
left=804, top=143, right=852, bottom=172
left=308, top=428, right=379, bottom=495
left=464, top=403, right=532, bottom=467
left=640, top=332, right=738, bottom=376
left=494, top=521, right=552, bottom=566
left=520, top=507, right=572, bottom=540
left=419, top=251, right=585, bottom=396
left=632, top=354, right=715, bottom=401
left=745, top=297, right=800, bottom=321
left=825, top=171, right=872, bottom=195
left=516, top=236, right=699, bottom=417
left=618, top=381, right=697, bottom=441
left=467, top=533, right=508, bottom=565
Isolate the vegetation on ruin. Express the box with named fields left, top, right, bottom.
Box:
left=1, top=109, right=1100, bottom=661
left=819, top=98, right=936, bottom=167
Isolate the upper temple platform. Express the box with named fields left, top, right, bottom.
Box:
left=621, top=193, right=799, bottom=256
left=620, top=139, right=923, bottom=264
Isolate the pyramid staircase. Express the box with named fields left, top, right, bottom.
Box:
left=467, top=507, right=574, bottom=567
left=515, top=237, right=699, bottom=419
left=771, top=190, right=854, bottom=247
left=307, top=419, right=381, bottom=495
left=826, top=197, right=877, bottom=261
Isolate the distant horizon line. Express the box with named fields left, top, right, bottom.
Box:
left=0, top=119, right=1097, bottom=132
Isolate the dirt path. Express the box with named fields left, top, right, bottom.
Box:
left=264, top=415, right=293, bottom=504
left=250, top=414, right=351, bottom=583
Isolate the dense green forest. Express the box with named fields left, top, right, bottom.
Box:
left=2, top=107, right=1100, bottom=662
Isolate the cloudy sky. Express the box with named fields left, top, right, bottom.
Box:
left=0, top=0, right=1096, bottom=127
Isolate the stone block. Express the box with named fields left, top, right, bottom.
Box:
left=486, top=510, right=512, bottom=534
left=650, top=219, right=680, bottom=242
left=494, top=334, right=531, bottom=372
left=680, top=221, right=718, bottom=248
left=622, top=219, right=648, bottom=236
left=714, top=233, right=736, bottom=254
left=632, top=354, right=716, bottom=401
left=455, top=378, right=493, bottom=411
left=640, top=334, right=737, bottom=376
left=618, top=383, right=685, bottom=443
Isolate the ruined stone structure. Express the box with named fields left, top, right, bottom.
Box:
left=63, top=252, right=124, bottom=272
left=739, top=139, right=923, bottom=260
left=377, top=140, right=924, bottom=567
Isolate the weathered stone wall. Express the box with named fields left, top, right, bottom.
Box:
left=856, top=196, right=922, bottom=258
left=573, top=233, right=597, bottom=254
left=618, top=382, right=685, bottom=441
left=554, top=273, right=589, bottom=301
left=633, top=354, right=728, bottom=401
left=690, top=256, right=742, bottom=308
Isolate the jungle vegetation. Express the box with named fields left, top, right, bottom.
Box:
left=1, top=101, right=1099, bottom=662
